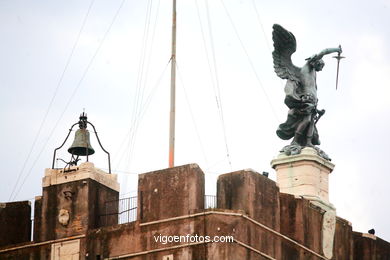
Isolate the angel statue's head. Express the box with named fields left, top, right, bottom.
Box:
left=313, top=59, right=325, bottom=71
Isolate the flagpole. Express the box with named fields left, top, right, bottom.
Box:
left=169, top=0, right=177, bottom=168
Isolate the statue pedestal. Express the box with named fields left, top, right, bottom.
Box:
left=271, top=147, right=337, bottom=258
left=271, top=147, right=334, bottom=203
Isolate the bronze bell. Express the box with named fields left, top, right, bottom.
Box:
left=68, top=128, right=95, bottom=156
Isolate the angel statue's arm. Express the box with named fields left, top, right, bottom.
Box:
left=308, top=46, right=342, bottom=61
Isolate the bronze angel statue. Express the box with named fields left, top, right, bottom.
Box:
left=272, top=24, right=342, bottom=157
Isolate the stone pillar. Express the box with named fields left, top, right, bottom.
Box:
left=36, top=162, right=119, bottom=241
left=137, top=164, right=205, bottom=222
left=271, top=147, right=334, bottom=202
left=217, top=169, right=280, bottom=225
left=0, top=201, right=31, bottom=247
left=217, top=169, right=281, bottom=259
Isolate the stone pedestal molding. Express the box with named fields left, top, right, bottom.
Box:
left=43, top=162, right=119, bottom=191
left=271, top=147, right=334, bottom=202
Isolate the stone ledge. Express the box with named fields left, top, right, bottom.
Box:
left=42, top=162, right=119, bottom=191
left=271, top=147, right=335, bottom=171
left=362, top=233, right=377, bottom=240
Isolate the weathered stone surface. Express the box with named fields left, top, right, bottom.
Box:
left=137, top=164, right=205, bottom=222
left=33, top=196, right=42, bottom=242
left=322, top=209, right=336, bottom=259
left=0, top=243, right=52, bottom=259
left=334, top=217, right=353, bottom=259
left=271, top=147, right=334, bottom=202
left=353, top=231, right=390, bottom=260
left=0, top=201, right=31, bottom=247
left=279, top=193, right=323, bottom=259
left=217, top=169, right=281, bottom=258
left=36, top=163, right=119, bottom=242
left=217, top=169, right=280, bottom=225
left=2, top=164, right=390, bottom=260
left=51, top=239, right=80, bottom=259
left=43, top=162, right=119, bottom=191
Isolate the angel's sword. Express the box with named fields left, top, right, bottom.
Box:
left=333, top=45, right=345, bottom=90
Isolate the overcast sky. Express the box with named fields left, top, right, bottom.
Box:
left=1, top=0, right=389, bottom=241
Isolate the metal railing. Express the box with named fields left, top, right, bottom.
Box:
left=100, top=196, right=137, bottom=226
left=99, top=195, right=218, bottom=226
left=205, top=195, right=217, bottom=209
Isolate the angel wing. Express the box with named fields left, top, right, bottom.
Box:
left=272, top=24, right=301, bottom=83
